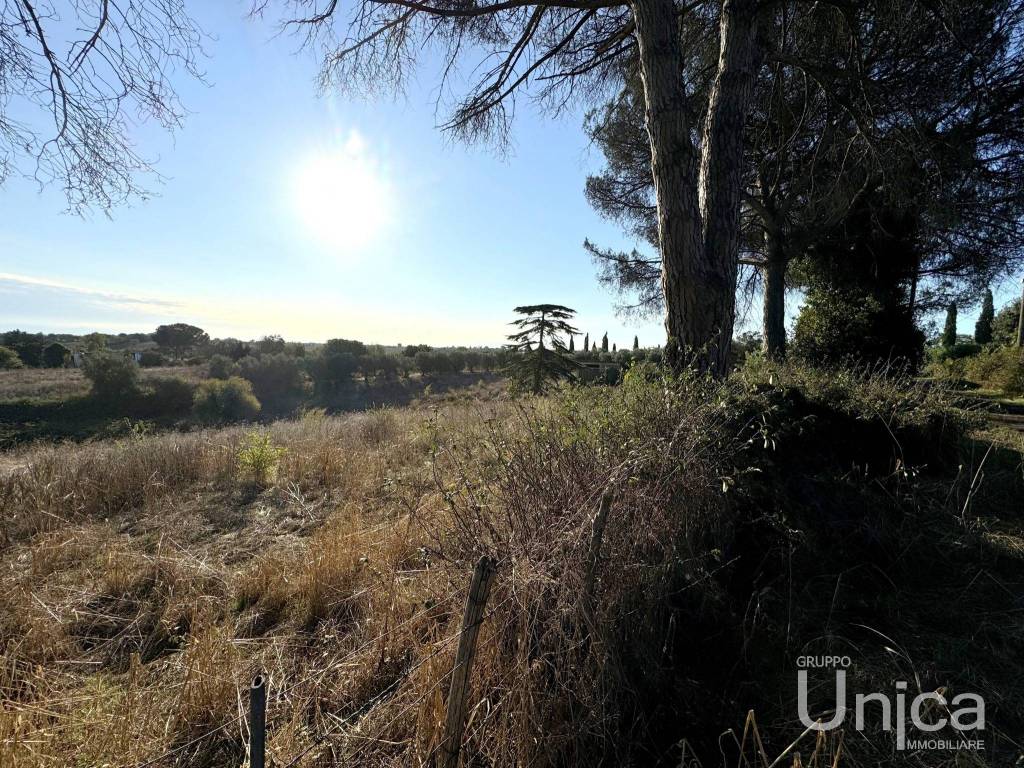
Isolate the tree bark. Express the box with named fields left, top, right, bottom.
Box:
left=632, top=0, right=761, bottom=376
left=630, top=0, right=703, bottom=370
left=762, top=251, right=787, bottom=359
left=758, top=190, right=787, bottom=358
left=698, top=0, right=762, bottom=373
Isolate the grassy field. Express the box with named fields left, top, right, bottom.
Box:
left=1, top=363, right=1022, bottom=767
left=0, top=366, right=206, bottom=402
left=0, top=365, right=503, bottom=448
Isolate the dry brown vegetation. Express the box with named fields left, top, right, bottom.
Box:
left=0, top=366, right=206, bottom=402
left=1, top=364, right=1022, bottom=767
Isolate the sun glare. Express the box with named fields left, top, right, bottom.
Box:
left=290, top=132, right=391, bottom=254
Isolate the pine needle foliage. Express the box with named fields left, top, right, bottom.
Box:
left=505, top=304, right=580, bottom=393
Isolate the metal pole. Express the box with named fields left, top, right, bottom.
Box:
left=249, top=673, right=266, bottom=768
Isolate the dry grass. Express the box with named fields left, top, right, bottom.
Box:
left=0, top=403, right=511, bottom=767
left=0, top=366, right=1021, bottom=767
left=0, top=365, right=206, bottom=402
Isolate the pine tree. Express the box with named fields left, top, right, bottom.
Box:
left=505, top=304, right=580, bottom=393
left=601, top=333, right=609, bottom=353
left=942, top=302, right=958, bottom=348
left=975, top=289, right=995, bottom=344
left=633, top=335, right=639, bottom=351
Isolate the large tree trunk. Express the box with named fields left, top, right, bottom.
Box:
left=697, top=0, right=762, bottom=373
left=762, top=251, right=787, bottom=358
left=630, top=0, right=703, bottom=369
left=632, top=0, right=761, bottom=375
left=759, top=196, right=787, bottom=358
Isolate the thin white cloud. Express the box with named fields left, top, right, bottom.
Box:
left=0, top=270, right=508, bottom=344
left=0, top=272, right=185, bottom=312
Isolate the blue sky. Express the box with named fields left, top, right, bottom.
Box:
left=0, top=3, right=1015, bottom=346
left=0, top=3, right=667, bottom=348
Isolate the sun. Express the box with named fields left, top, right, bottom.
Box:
left=290, top=133, right=391, bottom=254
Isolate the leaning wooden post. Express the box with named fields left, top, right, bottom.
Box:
left=581, top=488, right=614, bottom=631
left=438, top=555, right=496, bottom=768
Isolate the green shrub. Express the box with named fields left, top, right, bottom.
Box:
left=930, top=341, right=982, bottom=361
left=964, top=346, right=1024, bottom=395
left=237, top=429, right=285, bottom=485
left=360, top=353, right=400, bottom=381
left=310, top=349, right=359, bottom=393
left=42, top=342, right=71, bottom=368
left=324, top=338, right=367, bottom=358
left=138, top=351, right=165, bottom=367
left=207, top=354, right=238, bottom=379
left=83, top=353, right=140, bottom=402
left=792, top=287, right=924, bottom=369
left=0, top=345, right=23, bottom=369
left=992, top=298, right=1021, bottom=345
left=192, top=377, right=261, bottom=423
left=148, top=377, right=195, bottom=415
left=3, top=330, right=45, bottom=366
left=238, top=353, right=306, bottom=412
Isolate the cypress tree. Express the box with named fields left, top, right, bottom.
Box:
left=583, top=333, right=589, bottom=352
left=633, top=335, right=639, bottom=351
left=601, top=333, right=609, bottom=352
left=942, top=302, right=958, bottom=348
left=975, top=289, right=995, bottom=344
left=569, top=336, right=575, bottom=352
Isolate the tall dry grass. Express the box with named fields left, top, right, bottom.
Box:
left=0, top=365, right=205, bottom=402
left=0, top=403, right=511, bottom=766
left=0, top=365, right=1019, bottom=767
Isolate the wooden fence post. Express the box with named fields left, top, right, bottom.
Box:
left=581, top=489, right=614, bottom=629
left=438, top=555, right=496, bottom=768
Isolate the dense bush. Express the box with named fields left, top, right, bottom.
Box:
left=42, top=342, right=71, bottom=368
left=792, top=287, right=924, bottom=368
left=964, top=346, right=1024, bottom=395
left=148, top=377, right=195, bottom=415
left=83, top=353, right=140, bottom=402
left=138, top=350, right=165, bottom=367
left=310, top=349, right=359, bottom=393
left=360, top=353, right=399, bottom=381
left=192, top=377, right=261, bottom=423
left=237, top=353, right=307, bottom=412
left=2, top=330, right=45, bottom=366
left=324, top=338, right=367, bottom=358
left=0, top=345, right=23, bottom=369
left=930, top=341, right=982, bottom=362
left=237, top=429, right=285, bottom=486
left=415, top=350, right=462, bottom=376
left=428, top=359, right=988, bottom=765
left=992, top=298, right=1021, bottom=345
left=403, top=343, right=431, bottom=357
left=207, top=338, right=251, bottom=360
left=207, top=354, right=238, bottom=379
left=256, top=335, right=287, bottom=355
